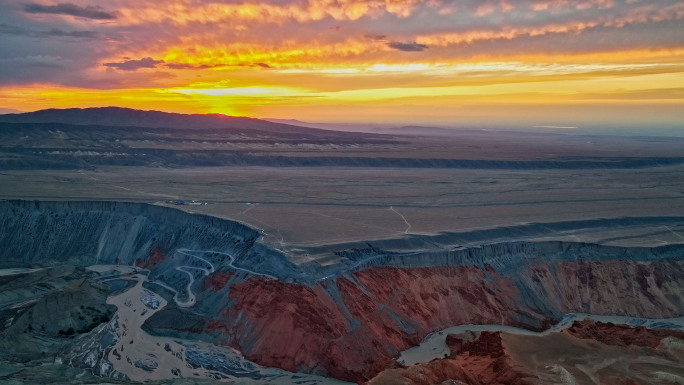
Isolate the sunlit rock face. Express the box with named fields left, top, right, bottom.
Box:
left=1, top=200, right=683, bottom=383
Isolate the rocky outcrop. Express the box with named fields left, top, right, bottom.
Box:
left=565, top=319, right=684, bottom=348
left=368, top=331, right=531, bottom=385
left=59, top=316, right=127, bottom=379
left=0, top=266, right=115, bottom=339
left=369, top=321, right=684, bottom=385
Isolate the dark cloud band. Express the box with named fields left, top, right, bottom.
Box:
left=387, top=41, right=429, bottom=52
left=24, top=3, right=116, bottom=20
left=0, top=23, right=99, bottom=39
left=104, top=57, right=164, bottom=71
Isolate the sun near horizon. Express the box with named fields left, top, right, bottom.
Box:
left=0, top=1, right=683, bottom=130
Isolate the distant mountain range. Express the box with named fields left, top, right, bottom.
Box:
left=0, top=108, right=23, bottom=115
left=0, top=107, right=486, bottom=138
left=263, top=118, right=390, bottom=133
left=265, top=119, right=460, bottom=136
left=0, top=107, right=334, bottom=136
left=370, top=125, right=458, bottom=136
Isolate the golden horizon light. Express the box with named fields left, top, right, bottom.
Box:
left=0, top=0, right=682, bottom=129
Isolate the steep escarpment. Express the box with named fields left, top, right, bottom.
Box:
left=1, top=200, right=683, bottom=384
left=0, top=200, right=250, bottom=265
left=301, top=221, right=684, bottom=276
left=0, top=200, right=301, bottom=280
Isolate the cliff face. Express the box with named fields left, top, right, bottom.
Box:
left=2, top=200, right=683, bottom=383
left=0, top=200, right=303, bottom=280
left=0, top=200, right=255, bottom=265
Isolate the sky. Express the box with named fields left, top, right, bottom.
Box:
left=0, top=0, right=683, bottom=129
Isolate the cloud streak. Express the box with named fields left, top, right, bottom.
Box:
left=0, top=23, right=99, bottom=39
left=104, top=57, right=164, bottom=71
left=387, top=42, right=429, bottom=52
left=24, top=3, right=116, bottom=20
left=416, top=2, right=684, bottom=48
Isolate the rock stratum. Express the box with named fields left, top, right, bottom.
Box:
left=1, top=200, right=683, bottom=384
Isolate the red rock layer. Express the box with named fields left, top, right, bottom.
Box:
left=203, top=266, right=528, bottom=383
left=202, top=272, right=234, bottom=291
left=352, top=267, right=523, bottom=333
left=520, top=259, right=683, bottom=317
left=143, top=246, right=166, bottom=269
left=199, top=260, right=682, bottom=383
left=134, top=245, right=166, bottom=268
left=206, top=277, right=360, bottom=380
left=564, top=319, right=684, bottom=348
left=368, top=331, right=532, bottom=385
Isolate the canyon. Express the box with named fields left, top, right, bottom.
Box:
left=1, top=200, right=682, bottom=384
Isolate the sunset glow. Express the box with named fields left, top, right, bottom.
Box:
left=1, top=0, right=683, bottom=127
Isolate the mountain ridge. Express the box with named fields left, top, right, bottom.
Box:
left=0, top=106, right=337, bottom=135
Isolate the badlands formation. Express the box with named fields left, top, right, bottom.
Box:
left=1, top=200, right=683, bottom=384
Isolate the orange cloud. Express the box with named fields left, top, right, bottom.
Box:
left=2, top=0, right=683, bottom=127
left=114, top=0, right=427, bottom=25
left=417, top=3, right=684, bottom=47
